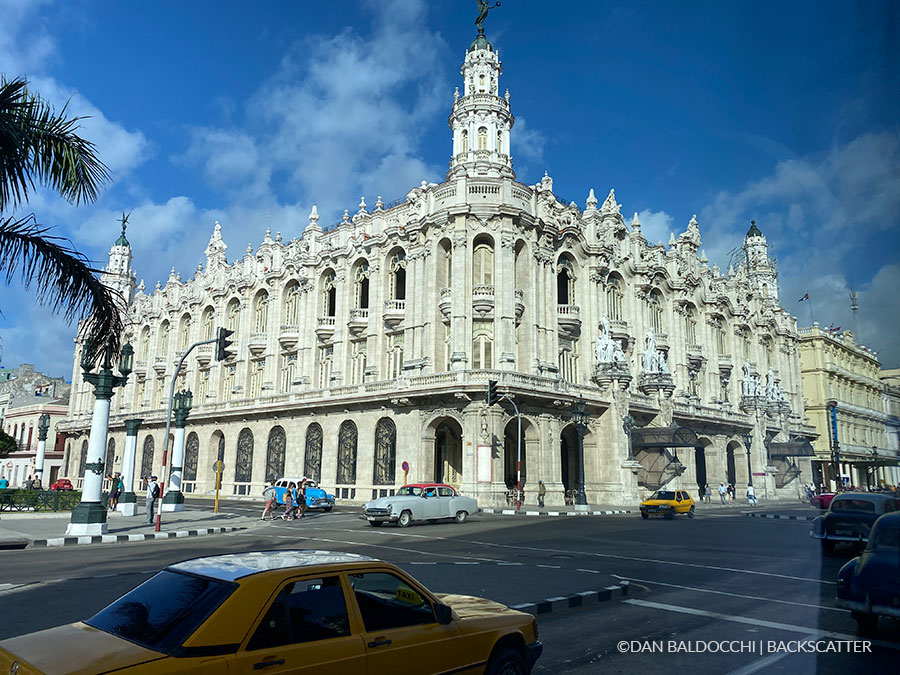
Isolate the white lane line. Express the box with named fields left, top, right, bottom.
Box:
left=610, top=574, right=847, bottom=613
left=577, top=568, right=603, bottom=574
left=536, top=564, right=561, bottom=569
left=0, top=579, right=63, bottom=598
left=623, top=599, right=900, bottom=651
left=725, top=645, right=808, bottom=675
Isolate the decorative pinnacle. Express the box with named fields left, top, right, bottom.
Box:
left=308, top=205, right=319, bottom=225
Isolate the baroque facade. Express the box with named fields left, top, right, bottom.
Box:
left=60, top=28, right=815, bottom=506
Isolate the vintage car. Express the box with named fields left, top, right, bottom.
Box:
left=810, top=492, right=837, bottom=509
left=810, top=492, right=900, bottom=553
left=0, top=550, right=542, bottom=675
left=640, top=489, right=695, bottom=519
left=362, top=483, right=479, bottom=527
left=274, top=477, right=335, bottom=511
left=836, top=512, right=900, bottom=631
left=48, top=479, right=73, bottom=491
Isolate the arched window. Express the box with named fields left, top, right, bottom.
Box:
left=235, top=428, right=254, bottom=483
left=388, top=333, right=404, bottom=379
left=79, top=439, right=89, bottom=477
left=284, top=283, right=300, bottom=325
left=559, top=339, right=578, bottom=383
left=254, top=292, right=269, bottom=332
left=713, top=317, right=727, bottom=354
left=158, top=321, right=169, bottom=356
left=304, top=423, right=323, bottom=482
left=473, top=239, right=493, bottom=285
left=477, top=127, right=488, bottom=151
left=280, top=352, right=297, bottom=393
left=607, top=276, right=623, bottom=321
left=557, top=258, right=575, bottom=305
left=140, top=436, right=154, bottom=480
left=265, top=426, right=286, bottom=482
left=202, top=308, right=215, bottom=340
left=460, top=129, right=468, bottom=154
left=472, top=320, right=493, bottom=369
left=373, top=418, right=397, bottom=485
left=323, top=273, right=337, bottom=317
left=648, top=290, right=664, bottom=334
left=684, top=305, right=697, bottom=346
left=178, top=314, right=191, bottom=350
left=105, top=438, right=115, bottom=476
left=389, top=251, right=406, bottom=300
left=336, top=421, right=357, bottom=485
left=227, top=299, right=240, bottom=332
left=249, top=358, right=265, bottom=397
left=184, top=432, right=199, bottom=482
left=478, top=73, right=486, bottom=91
left=354, top=263, right=370, bottom=309
left=496, top=130, right=503, bottom=154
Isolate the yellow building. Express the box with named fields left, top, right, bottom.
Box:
left=799, top=325, right=899, bottom=489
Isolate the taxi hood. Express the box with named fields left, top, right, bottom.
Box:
left=435, top=593, right=522, bottom=619
left=0, top=622, right=166, bottom=675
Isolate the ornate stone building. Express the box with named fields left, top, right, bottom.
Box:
left=59, top=27, right=815, bottom=505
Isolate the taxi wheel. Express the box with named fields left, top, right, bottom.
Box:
left=687, top=506, right=695, bottom=518
left=851, top=611, right=878, bottom=632
left=368, top=521, right=383, bottom=527
left=485, top=647, right=529, bottom=675
left=455, top=510, right=468, bottom=524
left=397, top=511, right=412, bottom=528
left=664, top=508, right=675, bottom=520
left=640, top=512, right=649, bottom=519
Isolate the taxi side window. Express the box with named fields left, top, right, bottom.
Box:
left=350, top=572, right=434, bottom=632
left=438, top=487, right=454, bottom=497
left=247, top=577, right=350, bottom=650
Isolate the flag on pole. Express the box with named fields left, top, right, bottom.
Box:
left=799, top=293, right=809, bottom=302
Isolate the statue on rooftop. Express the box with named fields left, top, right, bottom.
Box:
left=476, top=0, right=501, bottom=35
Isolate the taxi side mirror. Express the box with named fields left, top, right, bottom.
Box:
left=434, top=602, right=453, bottom=625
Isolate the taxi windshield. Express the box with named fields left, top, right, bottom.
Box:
left=650, top=491, right=677, bottom=501
left=396, top=486, right=423, bottom=497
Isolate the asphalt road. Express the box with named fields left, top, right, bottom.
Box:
left=0, top=499, right=896, bottom=673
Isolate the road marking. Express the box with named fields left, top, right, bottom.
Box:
left=577, top=568, right=603, bottom=574
left=611, top=575, right=847, bottom=613
left=725, top=645, right=807, bottom=675
left=623, top=599, right=900, bottom=651
left=536, top=564, right=561, bottom=569
left=0, top=579, right=63, bottom=598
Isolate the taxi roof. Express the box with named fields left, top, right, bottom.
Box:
left=168, top=550, right=377, bottom=582
left=404, top=483, right=454, bottom=489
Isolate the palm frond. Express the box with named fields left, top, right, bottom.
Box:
left=0, top=214, right=125, bottom=366
left=0, top=77, right=111, bottom=211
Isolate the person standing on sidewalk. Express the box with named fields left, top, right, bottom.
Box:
left=718, top=482, right=727, bottom=504
left=538, top=480, right=546, bottom=508
left=144, top=476, right=160, bottom=524
left=747, top=484, right=757, bottom=506
left=704, top=484, right=711, bottom=503
left=261, top=480, right=277, bottom=520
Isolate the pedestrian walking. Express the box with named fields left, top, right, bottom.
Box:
left=718, top=482, right=727, bottom=504
left=0, top=476, right=8, bottom=490
left=538, top=480, right=546, bottom=508
left=704, top=484, right=711, bottom=503
left=281, top=482, right=297, bottom=520
left=261, top=480, right=277, bottom=520
left=727, top=483, right=735, bottom=503
left=144, top=476, right=160, bottom=524
left=108, top=473, right=121, bottom=510
left=747, top=484, right=757, bottom=506
left=297, top=480, right=308, bottom=518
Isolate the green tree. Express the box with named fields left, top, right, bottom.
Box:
left=0, top=76, right=124, bottom=367
left=0, top=428, right=15, bottom=459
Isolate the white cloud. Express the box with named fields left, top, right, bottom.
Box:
left=636, top=209, right=675, bottom=248
left=510, top=116, right=546, bottom=178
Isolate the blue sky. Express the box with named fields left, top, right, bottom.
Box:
left=1, top=0, right=898, bottom=377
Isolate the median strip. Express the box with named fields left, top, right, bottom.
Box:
left=745, top=513, right=815, bottom=522
left=29, top=526, right=245, bottom=548
left=480, top=508, right=632, bottom=517
left=511, top=582, right=629, bottom=616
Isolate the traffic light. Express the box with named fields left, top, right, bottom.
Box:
left=487, top=380, right=499, bottom=406
left=215, top=327, right=235, bottom=362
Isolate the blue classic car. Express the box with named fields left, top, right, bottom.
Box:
left=273, top=477, right=335, bottom=511
left=836, top=511, right=900, bottom=630
left=809, top=492, right=899, bottom=553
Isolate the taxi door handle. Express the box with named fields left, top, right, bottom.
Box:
left=368, top=639, right=392, bottom=648
left=253, top=658, right=286, bottom=670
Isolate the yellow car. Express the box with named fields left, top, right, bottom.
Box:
left=0, top=550, right=542, bottom=675
left=640, top=489, right=695, bottom=519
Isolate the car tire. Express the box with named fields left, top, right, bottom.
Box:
left=820, top=539, right=835, bottom=554
left=397, top=511, right=412, bottom=528
left=851, top=611, right=878, bottom=632
left=688, top=506, right=695, bottom=519
left=664, top=508, right=675, bottom=520
left=485, top=647, right=529, bottom=675
left=368, top=521, right=383, bottom=528
left=323, top=506, right=333, bottom=512
left=641, top=512, right=649, bottom=519
left=455, top=510, right=468, bottom=524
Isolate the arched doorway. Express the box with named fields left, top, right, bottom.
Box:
left=696, top=438, right=711, bottom=496
left=431, top=418, right=463, bottom=487
left=504, top=418, right=533, bottom=491
left=726, top=444, right=737, bottom=485
left=560, top=424, right=580, bottom=495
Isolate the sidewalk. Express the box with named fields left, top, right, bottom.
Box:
left=479, top=498, right=817, bottom=519
left=0, top=506, right=255, bottom=550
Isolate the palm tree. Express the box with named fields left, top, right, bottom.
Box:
left=0, top=76, right=123, bottom=367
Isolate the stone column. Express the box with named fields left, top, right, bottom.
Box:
left=118, top=418, right=143, bottom=516
left=450, top=224, right=469, bottom=370
left=162, top=415, right=188, bottom=512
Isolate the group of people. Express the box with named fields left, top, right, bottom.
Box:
left=702, top=482, right=756, bottom=506
left=1, top=474, right=41, bottom=489
left=261, top=479, right=308, bottom=521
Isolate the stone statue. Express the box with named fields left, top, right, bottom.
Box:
left=594, top=316, right=626, bottom=366
left=641, top=330, right=668, bottom=374
left=475, top=0, right=501, bottom=35
left=742, top=361, right=753, bottom=397
left=765, top=369, right=777, bottom=401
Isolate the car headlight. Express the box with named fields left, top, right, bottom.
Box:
left=386, top=503, right=393, bottom=511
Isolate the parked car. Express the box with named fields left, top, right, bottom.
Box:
left=0, top=550, right=542, bottom=674
left=640, top=489, right=695, bottom=519
left=836, top=511, right=900, bottom=630
left=363, top=483, right=479, bottom=527
left=810, top=492, right=900, bottom=553
left=48, top=479, right=73, bottom=491
left=810, top=492, right=836, bottom=509
left=274, top=477, right=335, bottom=511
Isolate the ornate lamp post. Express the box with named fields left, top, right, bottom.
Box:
left=162, top=390, right=192, bottom=513
left=67, top=343, right=133, bottom=535
left=571, top=397, right=590, bottom=509
left=118, top=418, right=144, bottom=515
left=34, top=413, right=51, bottom=487
left=622, top=415, right=643, bottom=474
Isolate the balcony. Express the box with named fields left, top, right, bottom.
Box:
left=316, top=316, right=336, bottom=340
left=248, top=332, right=267, bottom=356
left=686, top=343, right=705, bottom=369
left=515, top=288, right=525, bottom=325
left=195, top=345, right=212, bottom=365
left=279, top=324, right=299, bottom=350
left=472, top=284, right=495, bottom=317
left=717, top=353, right=733, bottom=373
left=348, top=308, right=369, bottom=336
left=557, top=304, right=582, bottom=338
left=654, top=332, right=670, bottom=352
left=152, top=357, right=167, bottom=375
left=383, top=300, right=406, bottom=329
left=438, top=287, right=452, bottom=321
left=133, top=360, right=147, bottom=376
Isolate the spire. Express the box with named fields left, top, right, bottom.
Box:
left=102, top=212, right=136, bottom=307
left=599, top=189, right=621, bottom=216
left=746, top=219, right=763, bottom=238
left=114, top=211, right=131, bottom=247
left=585, top=188, right=598, bottom=212
left=631, top=212, right=641, bottom=231
left=307, top=205, right=321, bottom=232
left=205, top=220, right=227, bottom=267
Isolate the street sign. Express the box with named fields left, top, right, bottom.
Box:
left=751, top=472, right=766, bottom=476
left=5, top=461, right=12, bottom=469
left=212, top=460, right=224, bottom=473
left=401, top=461, right=409, bottom=472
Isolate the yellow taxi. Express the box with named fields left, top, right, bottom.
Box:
left=640, top=489, right=695, bottom=520
left=0, top=550, right=542, bottom=675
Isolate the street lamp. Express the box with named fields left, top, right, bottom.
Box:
left=34, top=413, right=51, bottom=487
left=742, top=432, right=754, bottom=488
left=622, top=415, right=643, bottom=474
left=162, top=389, right=193, bottom=514
left=671, top=450, right=686, bottom=476
left=571, top=397, right=589, bottom=509
left=67, top=342, right=134, bottom=536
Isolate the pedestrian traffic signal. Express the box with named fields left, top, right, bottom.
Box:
left=215, top=327, right=235, bottom=362
left=487, top=380, right=499, bottom=406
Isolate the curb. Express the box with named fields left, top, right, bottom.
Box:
left=746, top=512, right=815, bottom=522
left=28, top=526, right=245, bottom=548
left=511, top=582, right=629, bottom=616
left=480, top=508, right=632, bottom=517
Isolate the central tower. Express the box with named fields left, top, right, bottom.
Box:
left=447, top=30, right=515, bottom=180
